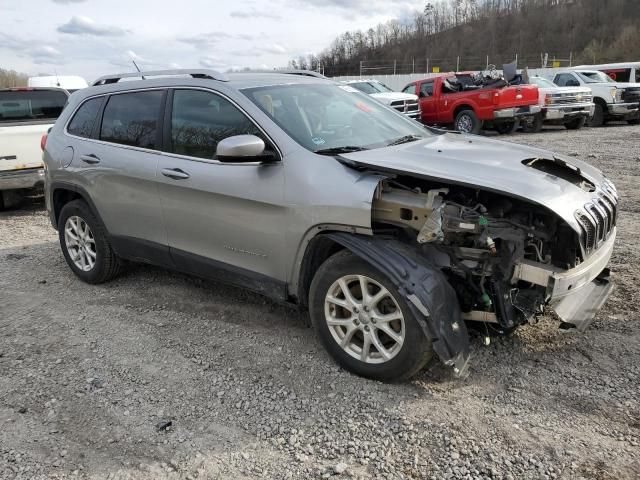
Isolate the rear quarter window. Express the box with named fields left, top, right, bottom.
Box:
left=100, top=90, right=164, bottom=150
left=0, top=89, right=67, bottom=123
left=67, top=97, right=103, bottom=138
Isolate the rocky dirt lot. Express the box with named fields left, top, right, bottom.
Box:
left=1, top=125, right=639, bottom=480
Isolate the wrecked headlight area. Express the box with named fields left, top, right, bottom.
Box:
left=371, top=176, right=591, bottom=333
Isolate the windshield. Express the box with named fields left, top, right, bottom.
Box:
left=243, top=83, right=429, bottom=153
left=578, top=71, right=614, bottom=84
left=0, top=89, right=68, bottom=123
left=347, top=81, right=393, bottom=94
left=530, top=77, right=556, bottom=88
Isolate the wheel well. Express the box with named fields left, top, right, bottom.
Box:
left=593, top=97, right=607, bottom=108
left=52, top=188, right=83, bottom=227
left=453, top=105, right=474, bottom=119
left=297, top=234, right=346, bottom=307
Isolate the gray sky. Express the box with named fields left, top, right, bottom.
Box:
left=0, top=0, right=424, bottom=82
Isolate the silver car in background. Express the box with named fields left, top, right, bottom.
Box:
left=43, top=69, right=617, bottom=380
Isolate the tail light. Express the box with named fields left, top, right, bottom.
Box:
left=40, top=134, right=47, bottom=151
left=492, top=92, right=500, bottom=105
left=544, top=94, right=551, bottom=106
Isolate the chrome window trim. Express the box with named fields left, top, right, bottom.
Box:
left=63, top=85, right=283, bottom=165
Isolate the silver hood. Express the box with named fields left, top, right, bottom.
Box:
left=340, top=133, right=612, bottom=233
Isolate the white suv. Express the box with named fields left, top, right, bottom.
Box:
left=342, top=79, right=421, bottom=120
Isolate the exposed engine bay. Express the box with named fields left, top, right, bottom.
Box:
left=371, top=176, right=583, bottom=331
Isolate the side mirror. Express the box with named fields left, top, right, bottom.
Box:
left=215, top=135, right=276, bottom=163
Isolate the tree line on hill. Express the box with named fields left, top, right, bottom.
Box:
left=0, top=68, right=28, bottom=88
left=290, top=0, right=640, bottom=76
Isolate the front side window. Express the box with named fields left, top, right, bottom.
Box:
left=100, top=90, right=163, bottom=149
left=243, top=83, right=430, bottom=152
left=170, top=89, right=262, bottom=160
left=530, top=77, right=556, bottom=88
left=67, top=97, right=102, bottom=138
left=554, top=74, right=578, bottom=87
left=0, top=89, right=67, bottom=123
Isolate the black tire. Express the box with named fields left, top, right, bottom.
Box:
left=565, top=116, right=587, bottom=130
left=58, top=199, right=121, bottom=284
left=627, top=118, right=640, bottom=125
left=521, top=113, right=543, bottom=133
left=454, top=109, right=481, bottom=134
left=589, top=103, right=605, bottom=127
left=495, top=120, right=519, bottom=134
left=309, top=252, right=433, bottom=381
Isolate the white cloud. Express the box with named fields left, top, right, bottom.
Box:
left=58, top=15, right=127, bottom=36
left=230, top=8, right=282, bottom=20
left=52, top=0, right=86, bottom=3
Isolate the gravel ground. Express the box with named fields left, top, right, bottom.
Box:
left=1, top=125, right=639, bottom=480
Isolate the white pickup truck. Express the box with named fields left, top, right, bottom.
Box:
left=522, top=76, right=594, bottom=132
left=541, top=69, right=640, bottom=126
left=0, top=87, right=69, bottom=209
left=341, top=79, right=421, bottom=120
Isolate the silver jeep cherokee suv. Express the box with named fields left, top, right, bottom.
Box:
left=44, top=69, right=617, bottom=380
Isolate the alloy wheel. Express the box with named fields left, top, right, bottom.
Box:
left=456, top=114, right=473, bottom=133
left=64, top=215, right=97, bottom=272
left=324, top=274, right=405, bottom=364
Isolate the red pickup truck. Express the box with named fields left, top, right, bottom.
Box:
left=402, top=73, right=541, bottom=134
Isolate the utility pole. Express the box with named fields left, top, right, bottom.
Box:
left=456, top=56, right=460, bottom=72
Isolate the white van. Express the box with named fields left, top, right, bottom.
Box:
left=28, top=75, right=88, bottom=93
left=572, top=62, right=640, bottom=84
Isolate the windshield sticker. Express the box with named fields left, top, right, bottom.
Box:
left=338, top=85, right=360, bottom=93
left=311, top=137, right=326, bottom=146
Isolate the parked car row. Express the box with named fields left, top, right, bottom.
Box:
left=344, top=63, right=640, bottom=134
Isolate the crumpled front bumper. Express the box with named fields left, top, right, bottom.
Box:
left=512, top=229, right=616, bottom=330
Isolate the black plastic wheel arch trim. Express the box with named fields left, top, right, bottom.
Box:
left=327, top=232, right=470, bottom=376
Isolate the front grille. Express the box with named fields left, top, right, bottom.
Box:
left=622, top=87, right=640, bottom=103
left=391, top=99, right=420, bottom=118
left=575, top=186, right=618, bottom=256
left=549, top=92, right=593, bottom=105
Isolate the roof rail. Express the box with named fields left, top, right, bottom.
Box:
left=247, top=69, right=328, bottom=79
left=91, top=69, right=229, bottom=86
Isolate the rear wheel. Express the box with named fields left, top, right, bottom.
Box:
left=309, top=252, right=433, bottom=381
left=58, top=200, right=121, bottom=284
left=589, top=103, right=605, bottom=127
left=565, top=116, right=587, bottom=130
left=454, top=109, right=481, bottom=134
left=627, top=118, right=640, bottom=125
left=495, top=120, right=519, bottom=134
left=521, top=113, right=543, bottom=133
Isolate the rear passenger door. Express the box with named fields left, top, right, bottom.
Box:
left=156, top=88, right=287, bottom=291
left=69, top=89, right=169, bottom=263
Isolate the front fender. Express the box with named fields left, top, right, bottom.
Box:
left=327, top=233, right=470, bottom=376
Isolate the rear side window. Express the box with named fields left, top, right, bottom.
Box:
left=170, top=89, right=262, bottom=160
left=100, top=90, right=163, bottom=150
left=0, top=89, right=67, bottom=123
left=67, top=97, right=102, bottom=138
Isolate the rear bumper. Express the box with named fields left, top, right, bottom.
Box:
left=608, top=102, right=639, bottom=116
left=493, top=105, right=542, bottom=120
left=0, top=167, right=45, bottom=191
left=544, top=102, right=595, bottom=120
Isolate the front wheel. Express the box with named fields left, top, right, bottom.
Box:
left=454, top=109, right=481, bottom=134
left=309, top=252, right=433, bottom=381
left=565, top=116, right=587, bottom=130
left=495, top=120, right=519, bottom=134
left=521, top=113, right=543, bottom=133
left=589, top=103, right=605, bottom=127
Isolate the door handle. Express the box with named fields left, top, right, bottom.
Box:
left=161, top=168, right=190, bottom=180
left=80, top=154, right=100, bottom=164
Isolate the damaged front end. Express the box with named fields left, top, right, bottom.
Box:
left=365, top=171, right=617, bottom=353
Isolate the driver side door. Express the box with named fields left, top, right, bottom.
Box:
left=417, top=81, right=436, bottom=124
left=156, top=88, right=288, bottom=296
